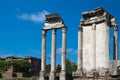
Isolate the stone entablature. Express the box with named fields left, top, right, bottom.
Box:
left=81, top=7, right=113, bottom=26
left=45, top=13, right=63, bottom=23
left=44, top=14, right=65, bottom=30
left=44, top=22, right=64, bottom=30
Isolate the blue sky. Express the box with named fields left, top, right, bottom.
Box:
left=0, top=0, right=120, bottom=64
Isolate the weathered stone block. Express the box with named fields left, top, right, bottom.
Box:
left=60, top=70, right=66, bottom=80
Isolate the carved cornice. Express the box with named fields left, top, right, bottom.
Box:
left=81, top=16, right=107, bottom=26
left=45, top=13, right=63, bottom=23
left=43, top=13, right=65, bottom=30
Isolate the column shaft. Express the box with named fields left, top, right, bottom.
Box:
left=49, top=29, right=56, bottom=80
left=61, top=27, right=67, bottom=71
left=77, top=27, right=82, bottom=71
left=92, top=24, right=96, bottom=69
left=41, top=30, right=46, bottom=72
left=60, top=27, right=67, bottom=80
left=39, top=30, right=46, bottom=80
left=51, top=29, right=56, bottom=72
left=114, top=26, right=118, bottom=60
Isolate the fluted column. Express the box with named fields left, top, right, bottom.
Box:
left=91, top=23, right=96, bottom=70
left=77, top=27, right=83, bottom=71
left=113, top=25, right=118, bottom=60
left=49, top=29, right=56, bottom=80
left=60, top=27, right=67, bottom=80
left=39, top=29, right=46, bottom=80
left=111, top=18, right=118, bottom=60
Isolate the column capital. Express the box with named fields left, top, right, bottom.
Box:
left=113, top=25, right=118, bottom=31
left=111, top=18, right=118, bottom=29
left=52, top=28, right=56, bottom=34
left=78, top=27, right=83, bottom=32
left=42, top=29, right=47, bottom=36
left=91, top=23, right=96, bottom=30
left=62, top=27, right=67, bottom=33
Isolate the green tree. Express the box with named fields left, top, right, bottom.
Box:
left=0, top=60, right=31, bottom=77
left=16, top=60, right=31, bottom=76
left=66, top=58, right=77, bottom=80
left=66, top=58, right=77, bottom=74
left=0, top=60, right=13, bottom=73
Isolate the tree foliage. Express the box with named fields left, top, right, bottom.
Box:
left=16, top=60, right=31, bottom=73
left=66, top=58, right=77, bottom=74
left=0, top=60, right=31, bottom=75
left=0, top=60, right=13, bottom=73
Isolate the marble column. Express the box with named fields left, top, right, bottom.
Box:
left=77, top=27, right=83, bottom=71
left=39, top=29, right=46, bottom=80
left=91, top=23, right=96, bottom=70
left=49, top=29, right=56, bottom=80
left=60, top=27, right=67, bottom=80
left=86, top=23, right=96, bottom=77
left=111, top=18, right=118, bottom=60
left=113, top=25, right=118, bottom=60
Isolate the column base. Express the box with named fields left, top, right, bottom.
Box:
left=86, top=69, right=98, bottom=78
left=99, top=68, right=109, bottom=77
left=38, top=71, right=45, bottom=80
left=72, top=70, right=83, bottom=77
left=109, top=60, right=119, bottom=76
left=49, top=71, right=55, bottom=80
left=60, top=70, right=66, bottom=80
left=86, top=71, right=94, bottom=78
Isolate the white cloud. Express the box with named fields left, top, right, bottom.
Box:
left=56, top=48, right=77, bottom=54
left=56, top=48, right=62, bottom=54
left=29, top=49, right=41, bottom=54
left=17, top=10, right=50, bottom=23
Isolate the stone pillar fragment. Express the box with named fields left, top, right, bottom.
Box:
left=39, top=30, right=46, bottom=80
left=60, top=27, right=67, bottom=80
left=49, top=29, right=56, bottom=80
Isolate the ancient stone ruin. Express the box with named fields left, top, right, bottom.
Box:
left=39, top=14, right=67, bottom=80
left=39, top=7, right=119, bottom=80
left=73, top=7, right=119, bottom=80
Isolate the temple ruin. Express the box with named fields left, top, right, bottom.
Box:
left=39, top=7, right=119, bottom=80
left=39, top=14, right=67, bottom=80
left=73, top=7, right=119, bottom=80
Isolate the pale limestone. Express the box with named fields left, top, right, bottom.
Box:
left=82, top=26, right=95, bottom=72
left=60, top=27, right=67, bottom=80
left=96, top=22, right=109, bottom=70
left=77, top=27, right=83, bottom=71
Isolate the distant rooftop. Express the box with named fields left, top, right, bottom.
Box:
left=0, top=56, right=41, bottom=60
